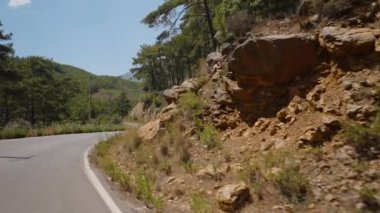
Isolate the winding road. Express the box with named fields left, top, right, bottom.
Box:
left=0, top=133, right=137, bottom=213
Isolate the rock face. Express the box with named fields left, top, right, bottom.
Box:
left=216, top=182, right=250, bottom=212
left=207, top=52, right=223, bottom=67
left=229, top=33, right=318, bottom=87
left=319, top=27, right=376, bottom=56
left=163, top=78, right=202, bottom=103
left=130, top=101, right=156, bottom=121
left=137, top=103, right=179, bottom=141
left=137, top=119, right=161, bottom=142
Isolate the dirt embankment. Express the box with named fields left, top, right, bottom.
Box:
left=94, top=6, right=380, bottom=212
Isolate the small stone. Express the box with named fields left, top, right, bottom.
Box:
left=277, top=109, right=289, bottom=123
left=216, top=182, right=250, bottom=212
left=299, top=127, right=325, bottom=145
left=260, top=141, right=274, bottom=151
left=354, top=184, right=363, bottom=191
left=267, top=167, right=283, bottom=177
left=335, top=149, right=354, bottom=165
left=322, top=115, right=341, bottom=128
left=342, top=80, right=353, bottom=90
left=325, top=194, right=335, bottom=202
left=272, top=205, right=295, bottom=213
left=356, top=202, right=366, bottom=210
left=196, top=165, right=217, bottom=180
left=364, top=169, right=379, bottom=180
left=167, top=176, right=176, bottom=184
left=308, top=203, right=315, bottom=209
left=346, top=104, right=362, bottom=118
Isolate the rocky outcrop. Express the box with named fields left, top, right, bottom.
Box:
left=130, top=101, right=156, bottom=121
left=229, top=33, right=319, bottom=87
left=137, top=103, right=179, bottom=141
left=206, top=52, right=223, bottom=67
left=216, top=182, right=250, bottom=212
left=163, top=78, right=203, bottom=103
left=319, top=27, right=376, bottom=57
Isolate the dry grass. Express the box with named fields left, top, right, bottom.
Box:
left=239, top=150, right=311, bottom=204
left=0, top=123, right=124, bottom=140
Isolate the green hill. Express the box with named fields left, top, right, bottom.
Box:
left=57, top=64, right=143, bottom=105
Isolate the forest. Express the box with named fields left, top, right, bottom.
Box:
left=0, top=21, right=141, bottom=133
left=131, top=0, right=302, bottom=91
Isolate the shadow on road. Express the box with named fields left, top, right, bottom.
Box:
left=0, top=155, right=33, bottom=160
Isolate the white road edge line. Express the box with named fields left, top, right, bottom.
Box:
left=83, top=145, right=123, bottom=213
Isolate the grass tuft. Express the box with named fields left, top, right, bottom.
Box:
left=189, top=193, right=212, bottom=213
left=134, top=172, right=164, bottom=209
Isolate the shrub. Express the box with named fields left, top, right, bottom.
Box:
left=343, top=123, right=380, bottom=160
left=197, top=75, right=209, bottom=87
left=240, top=161, right=265, bottom=199
left=140, top=92, right=163, bottom=108
left=304, top=147, right=324, bottom=162
left=4, top=119, right=32, bottom=130
left=199, top=124, right=221, bottom=150
left=182, top=161, right=197, bottom=174
left=134, top=172, right=164, bottom=209
left=269, top=165, right=310, bottom=203
left=100, top=158, right=131, bottom=191
left=190, top=193, right=212, bottom=213
left=359, top=188, right=380, bottom=211
left=130, top=130, right=142, bottom=151
left=179, top=92, right=204, bottom=117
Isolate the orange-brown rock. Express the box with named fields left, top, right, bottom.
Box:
left=229, top=33, right=318, bottom=87
left=137, top=103, right=179, bottom=141
left=319, top=27, right=376, bottom=56
left=216, top=182, right=250, bottom=212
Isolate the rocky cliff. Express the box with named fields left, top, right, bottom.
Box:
left=130, top=23, right=380, bottom=212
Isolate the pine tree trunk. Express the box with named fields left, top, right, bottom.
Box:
left=203, top=0, right=217, bottom=50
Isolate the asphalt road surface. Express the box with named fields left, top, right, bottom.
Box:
left=0, top=133, right=137, bottom=213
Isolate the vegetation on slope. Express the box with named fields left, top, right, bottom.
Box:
left=0, top=22, right=142, bottom=138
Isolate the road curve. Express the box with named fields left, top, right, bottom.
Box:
left=0, top=133, right=131, bottom=213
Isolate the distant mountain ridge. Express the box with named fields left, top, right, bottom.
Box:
left=121, top=72, right=140, bottom=82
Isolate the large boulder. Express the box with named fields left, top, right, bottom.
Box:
left=206, top=51, right=223, bottom=67
left=163, top=86, right=186, bottom=104
left=216, top=182, right=250, bottom=212
left=130, top=102, right=156, bottom=121
left=229, top=33, right=318, bottom=87
left=163, top=78, right=202, bottom=104
left=319, top=27, right=376, bottom=56
left=137, top=119, right=161, bottom=142
left=137, top=104, right=179, bottom=141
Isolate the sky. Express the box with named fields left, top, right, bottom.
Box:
left=0, top=0, right=163, bottom=76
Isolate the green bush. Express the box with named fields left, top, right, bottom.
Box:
left=140, top=92, right=163, bottom=108
left=199, top=124, right=221, bottom=150
left=343, top=123, right=380, bottom=160
left=134, top=172, right=164, bottom=209
left=359, top=188, right=380, bottom=211
left=269, top=165, right=310, bottom=203
left=101, top=158, right=131, bottom=191
left=0, top=128, right=28, bottom=139
left=240, top=161, right=265, bottom=199
left=179, top=92, right=204, bottom=117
